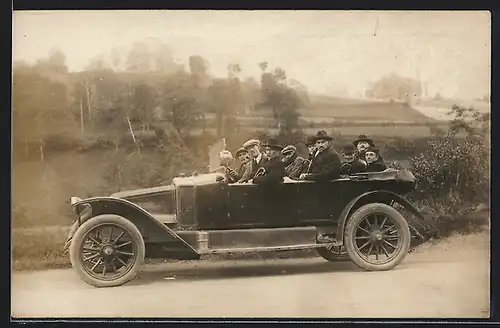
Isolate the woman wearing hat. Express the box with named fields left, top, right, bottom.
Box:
left=340, top=143, right=367, bottom=175
left=299, top=130, right=342, bottom=182
left=364, top=147, right=387, bottom=172
left=250, top=138, right=286, bottom=185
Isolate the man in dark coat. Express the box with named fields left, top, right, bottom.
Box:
left=282, top=145, right=310, bottom=179
left=250, top=138, right=286, bottom=185
left=304, top=136, right=317, bottom=174
left=243, top=138, right=269, bottom=177
left=340, top=144, right=367, bottom=176
left=306, top=135, right=317, bottom=161
left=299, top=130, right=342, bottom=182
left=353, top=134, right=375, bottom=158
left=364, top=147, right=387, bottom=172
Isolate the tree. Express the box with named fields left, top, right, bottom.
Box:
left=259, top=61, right=268, bottom=72
left=189, top=55, right=211, bottom=132
left=365, top=73, right=422, bottom=102
left=13, top=68, right=78, bottom=161
left=206, top=78, right=244, bottom=137
left=125, top=39, right=179, bottom=73
left=227, top=63, right=242, bottom=79
left=159, top=71, right=202, bottom=138
left=47, top=48, right=68, bottom=73
left=258, top=64, right=303, bottom=136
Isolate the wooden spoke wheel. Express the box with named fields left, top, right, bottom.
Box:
left=344, top=203, right=411, bottom=271
left=69, top=215, right=145, bottom=288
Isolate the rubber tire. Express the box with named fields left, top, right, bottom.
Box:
left=344, top=203, right=411, bottom=271
left=69, top=214, right=145, bottom=288
left=316, top=245, right=349, bottom=262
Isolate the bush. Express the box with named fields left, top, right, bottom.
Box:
left=408, top=106, right=489, bottom=234
left=101, top=141, right=204, bottom=192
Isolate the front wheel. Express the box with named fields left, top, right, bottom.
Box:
left=69, top=214, right=145, bottom=288
left=344, top=203, right=411, bottom=271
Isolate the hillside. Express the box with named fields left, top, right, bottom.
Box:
left=249, top=94, right=436, bottom=123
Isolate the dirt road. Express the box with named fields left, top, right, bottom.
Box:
left=12, top=232, right=490, bottom=318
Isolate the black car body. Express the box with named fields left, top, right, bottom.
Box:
left=65, top=169, right=434, bottom=288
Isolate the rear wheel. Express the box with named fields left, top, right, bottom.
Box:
left=344, top=203, right=410, bottom=271
left=316, top=245, right=349, bottom=261
left=69, top=214, right=145, bottom=288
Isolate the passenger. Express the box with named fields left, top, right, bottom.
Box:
left=340, top=144, right=367, bottom=175
left=304, top=136, right=317, bottom=174
left=218, top=150, right=239, bottom=182
left=364, top=147, right=387, bottom=172
left=234, top=147, right=254, bottom=183
left=306, top=136, right=317, bottom=161
left=243, top=138, right=269, bottom=177
left=282, top=145, right=310, bottom=179
left=250, top=138, right=286, bottom=185
left=353, top=134, right=375, bottom=158
left=299, top=130, right=342, bottom=182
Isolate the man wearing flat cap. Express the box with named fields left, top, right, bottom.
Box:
left=243, top=138, right=269, bottom=177
left=282, top=145, right=310, bottom=179
left=250, top=138, right=286, bottom=185
left=340, top=143, right=367, bottom=176
left=234, top=147, right=254, bottom=183
left=299, top=130, right=342, bottom=182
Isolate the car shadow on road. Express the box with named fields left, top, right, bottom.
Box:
left=130, top=259, right=360, bottom=286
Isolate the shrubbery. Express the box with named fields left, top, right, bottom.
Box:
left=408, top=106, right=490, bottom=235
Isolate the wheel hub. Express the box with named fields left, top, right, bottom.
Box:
left=371, top=230, right=384, bottom=242
left=102, top=245, right=115, bottom=256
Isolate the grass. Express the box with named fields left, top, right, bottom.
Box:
left=12, top=226, right=71, bottom=271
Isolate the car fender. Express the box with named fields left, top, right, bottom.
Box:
left=335, top=190, right=436, bottom=244
left=64, top=197, right=197, bottom=254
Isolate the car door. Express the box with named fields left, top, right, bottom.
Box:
left=226, top=182, right=301, bottom=228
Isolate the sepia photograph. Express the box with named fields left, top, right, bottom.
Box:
left=11, top=10, right=491, bottom=319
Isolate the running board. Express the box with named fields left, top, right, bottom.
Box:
left=200, top=243, right=335, bottom=255
left=175, top=226, right=343, bottom=254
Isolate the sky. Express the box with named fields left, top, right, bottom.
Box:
left=12, top=10, right=491, bottom=100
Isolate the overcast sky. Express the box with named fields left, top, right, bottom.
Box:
left=13, top=10, right=491, bottom=100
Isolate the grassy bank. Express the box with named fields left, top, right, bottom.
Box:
left=12, top=226, right=71, bottom=271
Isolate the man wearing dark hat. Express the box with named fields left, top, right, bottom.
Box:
left=250, top=138, right=286, bottom=185
left=304, top=136, right=317, bottom=173
left=243, top=138, right=268, bottom=177
left=364, top=147, right=387, bottom=172
left=299, top=130, right=342, bottom=182
left=340, top=144, right=367, bottom=176
left=306, top=135, right=317, bottom=161
left=282, top=145, right=310, bottom=179
left=353, top=134, right=375, bottom=158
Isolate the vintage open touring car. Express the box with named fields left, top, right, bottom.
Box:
left=64, top=168, right=435, bottom=288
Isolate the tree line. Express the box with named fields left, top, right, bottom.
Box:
left=13, top=40, right=310, bottom=162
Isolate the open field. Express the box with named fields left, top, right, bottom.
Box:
left=189, top=126, right=436, bottom=138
